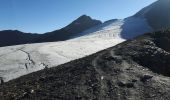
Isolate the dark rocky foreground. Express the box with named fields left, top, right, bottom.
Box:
left=1, top=29, right=170, bottom=100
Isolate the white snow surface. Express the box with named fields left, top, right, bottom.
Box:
left=78, top=17, right=153, bottom=39
left=0, top=17, right=152, bottom=82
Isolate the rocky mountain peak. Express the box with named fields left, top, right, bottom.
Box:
left=64, top=15, right=102, bottom=30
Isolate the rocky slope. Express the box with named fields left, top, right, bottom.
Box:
left=0, top=29, right=170, bottom=100
left=134, top=0, right=170, bottom=30
left=0, top=15, right=101, bottom=47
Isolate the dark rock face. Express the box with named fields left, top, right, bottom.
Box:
left=135, top=0, right=170, bottom=30
left=0, top=15, right=102, bottom=47
left=0, top=30, right=39, bottom=47
left=0, top=29, right=170, bottom=100
left=153, top=29, right=170, bottom=52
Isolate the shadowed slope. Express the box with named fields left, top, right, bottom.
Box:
left=135, top=0, right=170, bottom=30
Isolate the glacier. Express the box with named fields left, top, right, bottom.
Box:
left=0, top=16, right=152, bottom=82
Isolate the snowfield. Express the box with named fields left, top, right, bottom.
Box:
left=79, top=17, right=153, bottom=39
left=0, top=17, right=152, bottom=82
left=0, top=38, right=124, bottom=82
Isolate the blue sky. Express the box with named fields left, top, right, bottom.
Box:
left=0, top=0, right=157, bottom=33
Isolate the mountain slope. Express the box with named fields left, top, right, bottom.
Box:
left=83, top=0, right=170, bottom=39
left=0, top=0, right=170, bottom=82
left=1, top=29, right=170, bottom=100
left=0, top=30, right=39, bottom=47
left=1, top=0, right=169, bottom=47
left=0, top=29, right=124, bottom=82
left=79, top=17, right=153, bottom=39
left=0, top=15, right=101, bottom=47
left=37, top=15, right=102, bottom=42
left=134, top=0, right=170, bottom=30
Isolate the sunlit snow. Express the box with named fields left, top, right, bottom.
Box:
left=0, top=17, right=153, bottom=82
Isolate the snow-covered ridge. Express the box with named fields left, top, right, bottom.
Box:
left=77, top=19, right=120, bottom=36
left=77, top=16, right=153, bottom=39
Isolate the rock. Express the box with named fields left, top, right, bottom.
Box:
left=140, top=75, right=153, bottom=83
left=0, top=77, right=4, bottom=85
left=117, top=81, right=134, bottom=88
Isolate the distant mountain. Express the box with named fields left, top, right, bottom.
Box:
left=38, top=15, right=102, bottom=42
left=84, top=0, right=170, bottom=39
left=0, top=30, right=39, bottom=47
left=77, top=14, right=153, bottom=40
left=134, top=0, right=170, bottom=30
left=86, top=0, right=170, bottom=39
left=1, top=0, right=170, bottom=47
left=0, top=15, right=102, bottom=47
left=1, top=29, right=170, bottom=100
left=78, top=0, right=170, bottom=39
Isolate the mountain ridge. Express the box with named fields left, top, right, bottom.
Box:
left=1, top=0, right=170, bottom=47
left=134, top=0, right=170, bottom=30
left=0, top=15, right=102, bottom=47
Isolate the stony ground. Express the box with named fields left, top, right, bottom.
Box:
left=0, top=29, right=170, bottom=100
